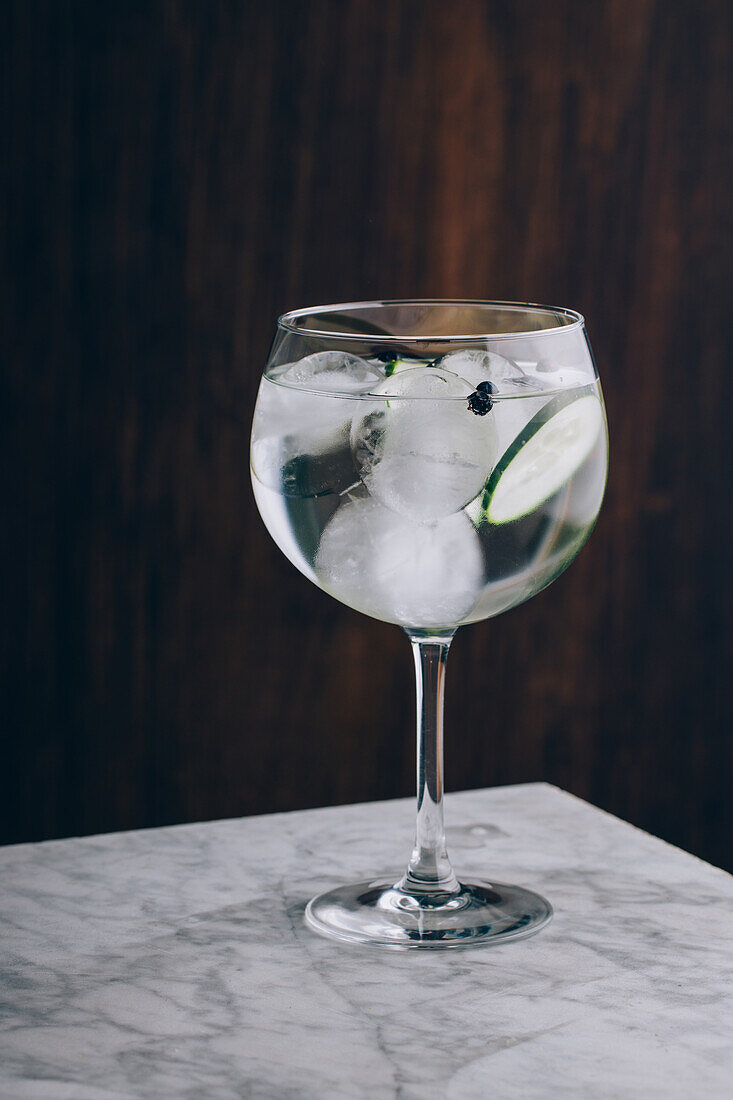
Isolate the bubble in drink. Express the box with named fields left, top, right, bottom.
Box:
left=350, top=368, right=498, bottom=522
left=315, top=494, right=484, bottom=627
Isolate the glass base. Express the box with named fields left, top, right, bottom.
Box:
left=304, top=878, right=552, bottom=949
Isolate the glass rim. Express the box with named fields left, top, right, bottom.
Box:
left=277, top=298, right=585, bottom=343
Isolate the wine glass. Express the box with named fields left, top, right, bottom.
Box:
left=250, top=300, right=608, bottom=948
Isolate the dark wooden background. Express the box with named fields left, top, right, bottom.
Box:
left=3, top=0, right=732, bottom=870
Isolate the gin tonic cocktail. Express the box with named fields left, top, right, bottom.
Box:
left=251, top=300, right=608, bottom=948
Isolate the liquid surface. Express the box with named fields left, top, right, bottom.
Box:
left=251, top=351, right=607, bottom=630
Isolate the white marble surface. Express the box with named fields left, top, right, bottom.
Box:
left=2, top=783, right=733, bottom=1099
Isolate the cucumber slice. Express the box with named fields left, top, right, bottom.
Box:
left=482, top=391, right=603, bottom=524
left=383, top=358, right=430, bottom=377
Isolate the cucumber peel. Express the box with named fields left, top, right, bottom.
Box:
left=383, top=358, right=430, bottom=377
left=481, top=390, right=603, bottom=525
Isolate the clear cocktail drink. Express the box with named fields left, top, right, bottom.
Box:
left=250, top=301, right=608, bottom=948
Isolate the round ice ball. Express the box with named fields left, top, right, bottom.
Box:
left=435, top=349, right=532, bottom=392
left=279, top=351, right=383, bottom=393
left=314, top=495, right=484, bottom=628
left=350, top=367, right=498, bottom=523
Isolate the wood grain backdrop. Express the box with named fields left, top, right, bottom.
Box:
left=2, top=0, right=732, bottom=869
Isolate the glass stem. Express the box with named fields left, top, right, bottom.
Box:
left=399, top=635, right=460, bottom=897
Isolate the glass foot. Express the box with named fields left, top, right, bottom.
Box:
left=304, top=878, right=552, bottom=949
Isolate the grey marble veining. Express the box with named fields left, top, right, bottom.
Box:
left=2, top=783, right=733, bottom=1099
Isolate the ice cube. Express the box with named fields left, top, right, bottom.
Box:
left=314, top=494, right=484, bottom=627
left=531, top=360, right=595, bottom=390
left=435, top=349, right=535, bottom=393
left=350, top=368, right=498, bottom=522
left=435, top=350, right=558, bottom=457
left=251, top=429, right=359, bottom=497
left=251, top=354, right=382, bottom=497
left=279, top=351, right=383, bottom=394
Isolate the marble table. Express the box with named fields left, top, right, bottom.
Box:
left=2, top=783, right=733, bottom=1099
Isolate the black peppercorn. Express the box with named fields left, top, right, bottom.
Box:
left=467, top=380, right=495, bottom=415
